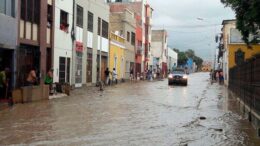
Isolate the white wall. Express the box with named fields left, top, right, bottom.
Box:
left=97, top=36, right=109, bottom=53
left=151, top=42, right=162, bottom=58
left=53, top=0, right=74, bottom=83
left=167, top=48, right=178, bottom=70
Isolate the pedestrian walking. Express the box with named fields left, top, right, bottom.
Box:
left=219, top=71, right=224, bottom=85
left=104, top=68, right=110, bottom=85
left=215, top=71, right=219, bottom=82
left=112, top=68, right=117, bottom=85
left=130, top=67, right=134, bottom=81
left=0, top=68, right=10, bottom=99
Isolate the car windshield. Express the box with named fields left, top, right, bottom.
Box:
left=172, top=71, right=185, bottom=74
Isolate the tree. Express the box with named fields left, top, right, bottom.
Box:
left=185, top=49, right=195, bottom=58
left=193, top=56, right=203, bottom=69
left=221, top=0, right=260, bottom=45
left=178, top=52, right=188, bottom=66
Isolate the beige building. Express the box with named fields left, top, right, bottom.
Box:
left=110, top=9, right=136, bottom=79
left=151, top=30, right=168, bottom=75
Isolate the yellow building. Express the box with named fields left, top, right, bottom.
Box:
left=221, top=20, right=260, bottom=86
left=228, top=44, right=260, bottom=68
left=109, top=32, right=126, bottom=80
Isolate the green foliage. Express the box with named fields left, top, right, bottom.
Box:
left=178, top=52, right=188, bottom=65
left=185, top=49, right=195, bottom=58
left=221, top=0, right=260, bottom=45
left=173, top=48, right=203, bottom=69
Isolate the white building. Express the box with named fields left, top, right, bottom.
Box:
left=53, top=0, right=74, bottom=84
left=73, top=0, right=109, bottom=87
left=167, top=47, right=178, bottom=71
left=151, top=30, right=168, bottom=75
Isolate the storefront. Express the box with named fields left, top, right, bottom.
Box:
left=16, top=45, right=41, bottom=87
left=0, top=47, right=15, bottom=100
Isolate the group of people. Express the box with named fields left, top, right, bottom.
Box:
left=104, top=68, right=118, bottom=85
left=210, top=70, right=224, bottom=85
left=0, top=67, right=54, bottom=100
left=25, top=67, right=54, bottom=90
left=104, top=67, right=135, bottom=85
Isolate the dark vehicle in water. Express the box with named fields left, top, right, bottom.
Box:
left=168, top=69, right=188, bottom=86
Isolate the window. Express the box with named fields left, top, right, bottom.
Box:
left=76, top=5, right=83, bottom=28
left=114, top=57, right=117, bottom=69
left=127, top=31, right=130, bottom=42
left=21, top=0, right=26, bottom=19
left=33, top=0, right=40, bottom=23
left=60, top=10, right=69, bottom=32
left=47, top=5, right=53, bottom=28
left=102, top=20, right=108, bottom=39
left=98, top=17, right=101, bottom=35
left=131, top=32, right=136, bottom=45
left=88, top=11, right=93, bottom=32
left=20, top=0, right=39, bottom=23
left=26, top=0, right=33, bottom=21
left=0, top=0, right=15, bottom=17
left=59, top=57, right=71, bottom=83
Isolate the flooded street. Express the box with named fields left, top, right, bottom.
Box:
left=0, top=72, right=260, bottom=146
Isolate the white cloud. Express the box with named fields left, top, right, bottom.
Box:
left=149, top=0, right=235, bottom=60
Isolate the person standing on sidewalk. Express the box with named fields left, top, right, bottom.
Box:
left=25, top=67, right=37, bottom=86
left=0, top=68, right=10, bottom=99
left=44, top=69, right=54, bottom=94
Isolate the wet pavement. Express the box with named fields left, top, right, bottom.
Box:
left=1, top=72, right=260, bottom=146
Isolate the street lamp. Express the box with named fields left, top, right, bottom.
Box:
left=196, top=18, right=219, bottom=71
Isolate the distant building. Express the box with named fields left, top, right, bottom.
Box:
left=151, top=30, right=168, bottom=76
left=108, top=0, right=153, bottom=75
left=109, top=32, right=126, bottom=80
left=109, top=8, right=136, bottom=79
left=167, top=48, right=178, bottom=71
left=202, top=61, right=212, bottom=72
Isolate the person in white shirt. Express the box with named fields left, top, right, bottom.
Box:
left=112, top=68, right=117, bottom=84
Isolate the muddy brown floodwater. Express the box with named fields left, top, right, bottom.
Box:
left=0, top=72, right=260, bottom=146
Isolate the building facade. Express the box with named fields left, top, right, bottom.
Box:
left=17, top=0, right=55, bottom=87
left=151, top=29, right=168, bottom=76
left=108, top=0, right=153, bottom=77
left=109, top=32, right=126, bottom=80
left=144, top=3, right=153, bottom=71
left=109, top=8, right=136, bottom=79
left=53, top=0, right=73, bottom=85
left=221, top=19, right=260, bottom=86
left=73, top=0, right=109, bottom=86
left=221, top=20, right=236, bottom=86
left=0, top=0, right=17, bottom=89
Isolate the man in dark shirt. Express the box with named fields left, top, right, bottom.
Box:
left=105, top=68, right=110, bottom=85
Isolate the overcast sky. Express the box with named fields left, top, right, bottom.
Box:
left=149, top=0, right=235, bottom=61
